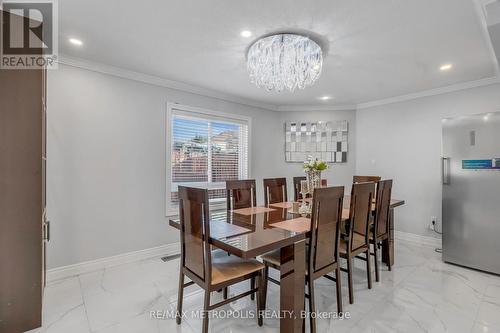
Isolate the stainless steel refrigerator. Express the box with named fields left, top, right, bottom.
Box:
left=442, top=111, right=500, bottom=275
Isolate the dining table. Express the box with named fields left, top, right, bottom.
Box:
left=169, top=196, right=405, bottom=332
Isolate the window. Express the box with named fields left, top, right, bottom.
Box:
left=166, top=103, right=250, bottom=213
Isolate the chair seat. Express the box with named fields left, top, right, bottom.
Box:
left=211, top=255, right=264, bottom=286
left=261, top=249, right=281, bottom=267
left=339, top=233, right=367, bottom=254
left=261, top=249, right=310, bottom=273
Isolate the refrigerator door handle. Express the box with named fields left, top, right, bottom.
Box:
left=442, top=157, right=451, bottom=185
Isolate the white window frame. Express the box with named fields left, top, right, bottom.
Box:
left=165, top=102, right=252, bottom=216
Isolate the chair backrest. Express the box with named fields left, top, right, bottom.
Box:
left=348, top=182, right=375, bottom=252
left=178, top=186, right=211, bottom=285
left=353, top=175, right=381, bottom=184
left=293, top=176, right=306, bottom=202
left=263, top=178, right=287, bottom=206
left=309, top=186, right=344, bottom=274
left=374, top=180, right=393, bottom=238
left=226, top=180, right=256, bottom=210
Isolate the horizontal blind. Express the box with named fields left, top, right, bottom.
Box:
left=170, top=109, right=249, bottom=204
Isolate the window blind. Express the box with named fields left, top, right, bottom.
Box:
left=170, top=109, right=249, bottom=204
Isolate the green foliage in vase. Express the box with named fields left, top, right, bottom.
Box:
left=303, top=156, right=329, bottom=171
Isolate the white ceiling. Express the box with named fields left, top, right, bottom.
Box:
left=58, top=0, right=498, bottom=108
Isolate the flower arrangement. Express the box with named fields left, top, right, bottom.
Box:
left=303, top=156, right=329, bottom=172
left=303, top=156, right=328, bottom=192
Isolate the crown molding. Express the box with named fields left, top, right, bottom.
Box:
left=57, top=54, right=279, bottom=112
left=275, top=104, right=357, bottom=112
left=357, top=75, right=500, bottom=109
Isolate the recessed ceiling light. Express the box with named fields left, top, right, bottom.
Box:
left=319, top=96, right=332, bottom=101
left=240, top=30, right=252, bottom=38
left=440, top=64, right=453, bottom=71
left=69, top=38, right=83, bottom=46
left=483, top=114, right=490, bottom=121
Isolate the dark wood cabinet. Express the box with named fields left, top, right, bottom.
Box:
left=0, top=11, right=48, bottom=333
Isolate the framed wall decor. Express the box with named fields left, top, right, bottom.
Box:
left=284, top=120, right=348, bottom=163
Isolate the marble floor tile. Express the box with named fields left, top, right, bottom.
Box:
left=471, top=321, right=500, bottom=333
left=83, top=281, right=163, bottom=331
left=27, top=242, right=500, bottom=333
left=475, top=285, right=500, bottom=328
left=41, top=277, right=85, bottom=328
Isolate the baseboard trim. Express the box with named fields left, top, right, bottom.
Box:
left=47, top=242, right=181, bottom=282
left=394, top=230, right=442, bottom=248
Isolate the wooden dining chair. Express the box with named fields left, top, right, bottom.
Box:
left=352, top=175, right=381, bottom=183
left=370, top=179, right=393, bottom=281
left=225, top=179, right=258, bottom=300
left=293, top=176, right=306, bottom=202
left=340, top=182, right=376, bottom=304
left=261, top=186, right=345, bottom=332
left=176, top=186, right=265, bottom=333
left=226, top=179, right=257, bottom=210
left=263, top=178, right=287, bottom=206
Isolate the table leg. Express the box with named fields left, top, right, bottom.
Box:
left=382, top=208, right=395, bottom=268
left=279, top=240, right=305, bottom=333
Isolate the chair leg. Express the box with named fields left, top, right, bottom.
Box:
left=262, top=266, right=269, bottom=308
left=307, top=276, right=316, bottom=333
left=176, top=270, right=184, bottom=325
left=250, top=277, right=255, bottom=300
left=335, top=267, right=343, bottom=314
left=347, top=256, right=354, bottom=304
left=223, top=287, right=228, bottom=300
left=202, top=291, right=210, bottom=333
left=256, top=271, right=263, bottom=326
left=373, top=241, right=380, bottom=282
left=366, top=249, right=372, bottom=290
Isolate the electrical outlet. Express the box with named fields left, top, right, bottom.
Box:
left=429, top=216, right=437, bottom=231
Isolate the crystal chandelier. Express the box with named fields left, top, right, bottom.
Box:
left=246, top=33, right=323, bottom=93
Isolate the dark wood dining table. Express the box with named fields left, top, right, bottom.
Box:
left=169, top=197, right=405, bottom=332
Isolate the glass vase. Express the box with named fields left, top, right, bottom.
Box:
left=306, top=170, right=322, bottom=192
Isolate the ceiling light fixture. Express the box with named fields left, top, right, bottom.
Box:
left=483, top=114, right=490, bottom=121
left=69, top=38, right=83, bottom=46
left=440, top=64, right=453, bottom=71
left=247, top=33, right=323, bottom=92
left=240, top=30, right=252, bottom=38
left=319, top=96, right=332, bottom=101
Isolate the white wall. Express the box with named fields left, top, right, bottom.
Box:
left=47, top=64, right=282, bottom=269
left=47, top=64, right=358, bottom=269
left=356, top=83, right=500, bottom=238
left=275, top=110, right=357, bottom=200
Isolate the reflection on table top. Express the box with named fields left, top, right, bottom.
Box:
left=168, top=197, right=404, bottom=259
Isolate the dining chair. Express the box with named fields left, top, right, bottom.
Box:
left=176, top=186, right=265, bottom=333
left=353, top=175, right=380, bottom=202
left=352, top=175, right=381, bottom=183
left=226, top=179, right=256, bottom=210
left=261, top=186, right=345, bottom=332
left=225, top=179, right=258, bottom=300
left=340, top=182, right=376, bottom=304
left=370, top=179, right=393, bottom=281
left=293, top=176, right=306, bottom=202
left=263, top=178, right=287, bottom=206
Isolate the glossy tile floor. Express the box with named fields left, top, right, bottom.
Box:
left=28, top=240, right=500, bottom=333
